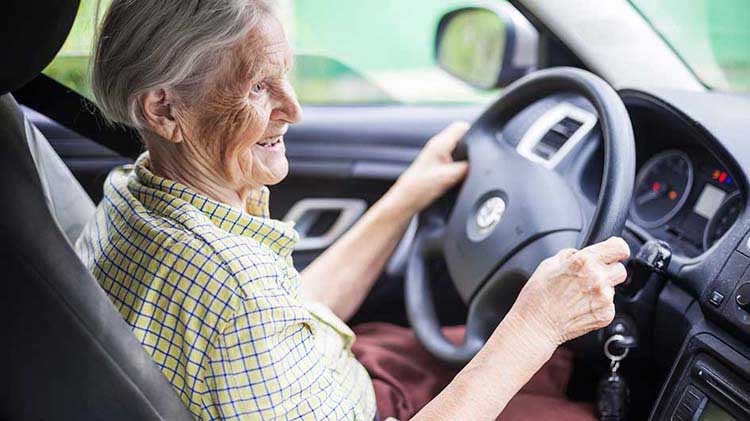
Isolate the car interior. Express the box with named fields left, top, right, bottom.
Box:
left=2, top=0, right=750, bottom=420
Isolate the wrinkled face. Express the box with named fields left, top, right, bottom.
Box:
left=187, top=15, right=301, bottom=189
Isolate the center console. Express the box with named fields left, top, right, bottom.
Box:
left=650, top=333, right=750, bottom=420
left=701, top=231, right=750, bottom=341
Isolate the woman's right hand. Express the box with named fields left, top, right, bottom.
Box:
left=413, top=237, right=630, bottom=420
left=510, top=237, right=631, bottom=347
left=413, top=237, right=629, bottom=420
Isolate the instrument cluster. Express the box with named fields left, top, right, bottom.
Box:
left=630, top=148, right=742, bottom=257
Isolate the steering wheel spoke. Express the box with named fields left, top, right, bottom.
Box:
left=442, top=127, right=583, bottom=302
left=405, top=223, right=485, bottom=365
left=465, top=230, right=581, bottom=340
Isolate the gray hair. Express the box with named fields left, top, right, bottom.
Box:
left=92, top=0, right=273, bottom=129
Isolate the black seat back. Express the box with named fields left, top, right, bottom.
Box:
left=0, top=94, right=193, bottom=421
left=0, top=1, right=192, bottom=419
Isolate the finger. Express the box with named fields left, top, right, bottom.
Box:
left=604, top=262, right=628, bottom=286
left=556, top=248, right=578, bottom=260
left=591, top=284, right=616, bottom=310
left=593, top=303, right=616, bottom=327
left=429, top=121, right=470, bottom=154
left=439, top=161, right=469, bottom=185
left=581, top=237, right=630, bottom=264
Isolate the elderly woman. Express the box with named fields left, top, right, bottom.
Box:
left=77, top=1, right=630, bottom=420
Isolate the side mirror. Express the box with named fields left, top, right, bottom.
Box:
left=435, top=4, right=539, bottom=89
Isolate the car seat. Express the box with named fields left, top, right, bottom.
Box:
left=0, top=0, right=193, bottom=419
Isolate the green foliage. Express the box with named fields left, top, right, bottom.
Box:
left=290, top=55, right=395, bottom=104
left=42, top=0, right=108, bottom=99
left=631, top=0, right=750, bottom=92
left=44, top=0, right=481, bottom=104
left=43, top=0, right=750, bottom=104
left=44, top=56, right=92, bottom=99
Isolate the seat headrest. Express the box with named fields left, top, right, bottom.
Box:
left=0, top=0, right=81, bottom=95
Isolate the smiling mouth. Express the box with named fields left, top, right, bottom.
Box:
left=256, top=136, right=283, bottom=148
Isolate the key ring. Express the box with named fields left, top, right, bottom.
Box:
left=604, top=334, right=630, bottom=362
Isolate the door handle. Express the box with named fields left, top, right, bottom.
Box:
left=283, top=198, right=367, bottom=251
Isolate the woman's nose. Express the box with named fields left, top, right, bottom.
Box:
left=271, top=82, right=302, bottom=124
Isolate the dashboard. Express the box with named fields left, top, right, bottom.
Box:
left=586, top=90, right=750, bottom=421
left=616, top=90, right=750, bottom=421
left=594, top=94, right=744, bottom=259
left=630, top=147, right=740, bottom=257
left=505, top=91, right=746, bottom=260
left=626, top=99, right=744, bottom=258
left=501, top=88, right=750, bottom=420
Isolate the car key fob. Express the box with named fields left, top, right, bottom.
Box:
left=598, top=334, right=631, bottom=421
left=596, top=372, right=630, bottom=421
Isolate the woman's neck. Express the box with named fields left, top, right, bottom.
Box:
left=144, top=135, right=260, bottom=211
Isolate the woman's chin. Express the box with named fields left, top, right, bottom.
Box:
left=250, top=141, right=288, bottom=185
left=263, top=168, right=288, bottom=185
left=251, top=158, right=288, bottom=185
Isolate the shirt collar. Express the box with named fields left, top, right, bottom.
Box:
left=132, top=152, right=298, bottom=257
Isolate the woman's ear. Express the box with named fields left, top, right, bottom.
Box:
left=141, top=89, right=184, bottom=143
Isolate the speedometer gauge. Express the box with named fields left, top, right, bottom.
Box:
left=703, top=192, right=742, bottom=249
left=631, top=150, right=694, bottom=228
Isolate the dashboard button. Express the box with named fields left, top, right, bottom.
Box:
left=709, top=290, right=725, bottom=307
left=736, top=283, right=750, bottom=309
left=672, top=385, right=705, bottom=421
left=681, top=386, right=704, bottom=410
left=704, top=252, right=749, bottom=311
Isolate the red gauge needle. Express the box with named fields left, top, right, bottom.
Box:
left=635, top=184, right=669, bottom=206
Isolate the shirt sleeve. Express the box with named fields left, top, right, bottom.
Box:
left=202, top=283, right=365, bottom=420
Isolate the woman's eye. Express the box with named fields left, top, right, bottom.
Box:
left=251, top=82, right=265, bottom=94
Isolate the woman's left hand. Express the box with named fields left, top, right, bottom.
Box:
left=389, top=122, right=470, bottom=215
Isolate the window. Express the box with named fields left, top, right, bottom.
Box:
left=43, top=0, right=109, bottom=100
left=44, top=0, right=493, bottom=105
left=630, top=0, right=750, bottom=92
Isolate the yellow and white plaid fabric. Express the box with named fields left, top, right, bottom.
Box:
left=76, top=153, right=377, bottom=420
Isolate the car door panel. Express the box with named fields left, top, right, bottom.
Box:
left=279, top=105, right=480, bottom=325
left=279, top=105, right=480, bottom=265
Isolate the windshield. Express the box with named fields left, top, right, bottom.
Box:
left=630, top=0, right=750, bottom=92
left=44, top=0, right=493, bottom=105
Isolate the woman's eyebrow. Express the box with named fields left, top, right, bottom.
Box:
left=240, top=47, right=293, bottom=82
left=242, top=57, right=267, bottom=82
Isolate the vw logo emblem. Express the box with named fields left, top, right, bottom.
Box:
left=475, top=196, right=506, bottom=233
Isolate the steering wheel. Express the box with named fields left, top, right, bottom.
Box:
left=405, top=67, right=635, bottom=365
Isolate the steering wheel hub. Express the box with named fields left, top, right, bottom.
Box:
left=472, top=195, right=507, bottom=239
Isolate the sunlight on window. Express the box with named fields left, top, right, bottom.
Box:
left=43, top=0, right=110, bottom=99
left=631, top=0, right=750, bottom=92
left=44, top=0, right=491, bottom=105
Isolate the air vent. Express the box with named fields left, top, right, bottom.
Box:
left=516, top=103, right=597, bottom=168
left=532, top=117, right=583, bottom=159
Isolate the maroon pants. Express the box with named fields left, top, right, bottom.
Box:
left=352, top=323, right=596, bottom=421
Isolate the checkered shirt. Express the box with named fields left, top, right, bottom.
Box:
left=76, top=153, right=377, bottom=420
